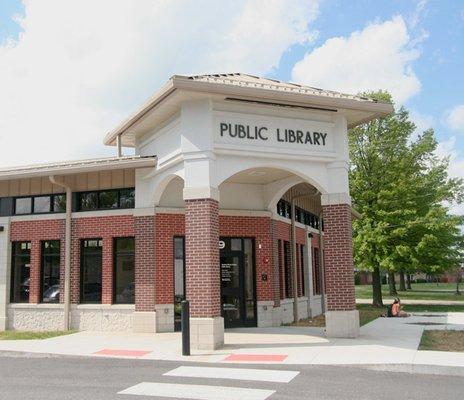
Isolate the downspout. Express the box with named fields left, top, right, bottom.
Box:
left=49, top=176, right=72, bottom=330
left=116, top=134, right=123, bottom=158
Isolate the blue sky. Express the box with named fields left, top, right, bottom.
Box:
left=0, top=0, right=463, bottom=212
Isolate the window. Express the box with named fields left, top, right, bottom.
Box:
left=41, top=241, right=60, bottom=303
left=15, top=197, right=32, bottom=215
left=34, top=196, right=51, bottom=213
left=114, top=237, right=135, bottom=304
left=174, top=237, right=185, bottom=330
left=12, top=194, right=66, bottom=215
left=77, top=188, right=135, bottom=211
left=80, top=239, right=103, bottom=303
left=10, top=242, right=31, bottom=303
left=276, top=198, right=321, bottom=230
left=119, top=188, right=135, bottom=208
left=284, top=240, right=292, bottom=298
left=300, top=244, right=306, bottom=296
left=313, top=248, right=322, bottom=295
left=99, top=191, right=118, bottom=209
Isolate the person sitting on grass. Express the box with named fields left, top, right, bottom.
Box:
left=391, top=298, right=409, bottom=317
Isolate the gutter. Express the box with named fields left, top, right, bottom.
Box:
left=49, top=176, right=72, bottom=331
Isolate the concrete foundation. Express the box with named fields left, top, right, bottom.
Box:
left=8, top=304, right=135, bottom=332
left=190, top=316, right=224, bottom=350
left=132, top=311, right=156, bottom=333
left=325, top=309, right=360, bottom=338
left=155, top=304, right=174, bottom=332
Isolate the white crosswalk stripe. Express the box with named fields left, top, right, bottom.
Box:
left=118, top=365, right=301, bottom=399
left=164, top=366, right=299, bottom=383
left=118, top=382, right=275, bottom=400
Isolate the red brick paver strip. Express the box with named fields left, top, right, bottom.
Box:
left=93, top=349, right=152, bottom=357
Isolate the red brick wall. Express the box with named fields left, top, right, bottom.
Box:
left=10, top=219, right=65, bottom=304
left=155, top=213, right=185, bottom=304
left=70, top=216, right=135, bottom=304
left=273, top=219, right=307, bottom=300
left=134, top=215, right=155, bottom=312
left=185, top=199, right=220, bottom=318
left=10, top=216, right=136, bottom=305
left=322, top=204, right=356, bottom=311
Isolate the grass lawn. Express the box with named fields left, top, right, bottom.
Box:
left=291, top=303, right=464, bottom=328
left=419, top=330, right=464, bottom=352
left=356, top=282, right=464, bottom=302
left=0, top=331, right=75, bottom=340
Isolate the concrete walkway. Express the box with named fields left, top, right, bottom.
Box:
left=1, top=313, right=463, bottom=372
left=357, top=298, right=464, bottom=305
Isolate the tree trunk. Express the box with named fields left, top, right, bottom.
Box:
left=456, top=270, right=462, bottom=296
left=388, top=271, right=397, bottom=296
left=371, top=267, right=383, bottom=307
left=406, top=274, right=412, bottom=290
left=399, top=270, right=406, bottom=291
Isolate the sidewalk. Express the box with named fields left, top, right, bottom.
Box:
left=356, top=298, right=464, bottom=305
left=1, top=312, right=463, bottom=373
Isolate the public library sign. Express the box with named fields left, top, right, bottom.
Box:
left=213, top=111, right=334, bottom=155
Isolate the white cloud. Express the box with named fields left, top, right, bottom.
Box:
left=291, top=16, right=422, bottom=104
left=436, top=137, right=464, bottom=216
left=0, top=0, right=319, bottom=167
left=409, top=110, right=434, bottom=136
left=445, top=105, right=464, bottom=131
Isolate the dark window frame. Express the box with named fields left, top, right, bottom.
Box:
left=76, top=188, right=135, bottom=212
left=10, top=241, right=31, bottom=303
left=276, top=198, right=322, bottom=230
left=80, top=238, right=103, bottom=304
left=12, top=193, right=66, bottom=216
left=113, top=237, right=135, bottom=304
left=40, top=240, right=61, bottom=303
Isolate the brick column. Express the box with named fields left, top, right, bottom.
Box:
left=322, top=201, right=359, bottom=338
left=133, top=215, right=156, bottom=332
left=185, top=198, right=223, bottom=350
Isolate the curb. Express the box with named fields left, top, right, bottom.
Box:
left=354, top=363, right=464, bottom=377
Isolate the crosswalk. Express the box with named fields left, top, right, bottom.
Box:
left=118, top=365, right=300, bottom=399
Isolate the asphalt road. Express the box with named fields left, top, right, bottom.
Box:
left=0, top=353, right=462, bottom=400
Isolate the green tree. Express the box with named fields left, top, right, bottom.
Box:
left=349, top=91, right=464, bottom=307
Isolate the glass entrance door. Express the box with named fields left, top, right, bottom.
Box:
left=221, top=251, right=244, bottom=328
left=220, top=238, right=257, bottom=328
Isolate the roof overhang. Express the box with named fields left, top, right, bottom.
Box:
left=104, top=75, right=394, bottom=147
left=0, top=156, right=157, bottom=181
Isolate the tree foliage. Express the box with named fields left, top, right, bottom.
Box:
left=349, top=91, right=464, bottom=305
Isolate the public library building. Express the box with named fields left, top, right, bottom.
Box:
left=0, top=73, right=392, bottom=349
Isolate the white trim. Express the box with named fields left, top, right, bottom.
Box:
left=272, top=213, right=320, bottom=234
left=133, top=207, right=156, bottom=217
left=156, top=207, right=185, bottom=214
left=321, top=192, right=351, bottom=206
left=8, top=303, right=64, bottom=309
left=219, top=209, right=272, bottom=217
left=214, top=146, right=337, bottom=162
left=183, top=186, right=220, bottom=201
left=0, top=156, right=156, bottom=181
left=8, top=303, right=136, bottom=311
left=73, top=304, right=135, bottom=311
left=72, top=209, right=135, bottom=219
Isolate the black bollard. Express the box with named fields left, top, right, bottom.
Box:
left=181, top=300, right=190, bottom=356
